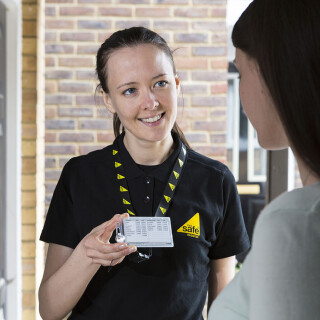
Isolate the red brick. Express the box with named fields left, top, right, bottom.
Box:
left=45, top=145, right=76, bottom=155
left=45, top=7, right=56, bottom=16
left=76, top=70, right=96, bottom=80
left=61, top=33, right=95, bottom=42
left=76, top=95, right=95, bottom=105
left=154, top=21, right=188, bottom=30
left=136, top=8, right=170, bottom=17
left=46, top=57, right=55, bottom=67
left=59, top=57, right=94, bottom=67
left=211, top=7, right=226, bottom=18
left=185, top=133, right=208, bottom=143
left=210, top=134, right=226, bottom=144
left=77, top=45, right=100, bottom=54
left=46, top=0, right=73, bottom=2
left=46, top=95, right=73, bottom=105
left=45, top=183, right=56, bottom=194
left=79, top=145, right=105, bottom=155
left=46, top=120, right=75, bottom=129
left=98, top=7, right=132, bottom=16
left=192, top=71, right=227, bottom=81
left=154, top=0, right=188, bottom=3
left=211, top=58, right=228, bottom=69
left=58, top=107, right=93, bottom=117
left=45, top=158, right=57, bottom=169
left=178, top=107, right=208, bottom=119
left=59, top=158, right=70, bottom=168
left=116, top=0, right=150, bottom=4
left=78, top=20, right=111, bottom=29
left=79, top=120, right=112, bottom=130
left=193, top=146, right=226, bottom=157
left=45, top=133, right=57, bottom=142
left=193, top=46, right=226, bottom=56
left=59, top=133, right=95, bottom=142
left=98, top=32, right=113, bottom=42
left=211, top=83, right=227, bottom=94
left=210, top=109, right=226, bottom=118
left=45, top=170, right=63, bottom=180
left=211, top=32, right=228, bottom=43
left=175, top=57, right=208, bottom=69
left=45, top=70, right=73, bottom=79
left=46, top=44, right=74, bottom=54
left=115, top=21, right=150, bottom=29
left=58, top=82, right=92, bottom=93
left=192, top=96, right=227, bottom=107
left=192, top=21, right=226, bottom=31
left=45, top=32, right=57, bottom=42
left=194, top=120, right=226, bottom=131
left=45, top=82, right=56, bottom=94
left=174, top=33, right=208, bottom=43
left=60, top=7, right=94, bottom=16
left=46, top=20, right=74, bottom=29
left=193, top=0, right=226, bottom=4
left=97, top=133, right=115, bottom=142
left=180, top=84, right=207, bottom=94
left=174, top=8, right=208, bottom=18
left=45, top=107, right=57, bottom=119
left=79, top=0, right=112, bottom=2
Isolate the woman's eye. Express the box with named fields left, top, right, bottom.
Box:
left=123, top=88, right=136, bottom=95
left=155, top=81, right=168, bottom=88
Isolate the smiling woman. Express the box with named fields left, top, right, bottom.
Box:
left=38, top=27, right=250, bottom=320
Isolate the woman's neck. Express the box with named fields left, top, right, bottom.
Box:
left=295, top=153, right=320, bottom=187
left=123, top=132, right=175, bottom=165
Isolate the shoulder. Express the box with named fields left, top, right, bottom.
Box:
left=187, top=148, right=231, bottom=178
left=253, top=183, right=320, bottom=250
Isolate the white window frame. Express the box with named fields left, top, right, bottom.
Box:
left=1, top=0, right=22, bottom=319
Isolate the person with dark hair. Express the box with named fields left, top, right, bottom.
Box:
left=208, top=0, right=320, bottom=319
left=38, top=27, right=250, bottom=320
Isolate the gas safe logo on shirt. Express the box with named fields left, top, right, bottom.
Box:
left=177, top=213, right=200, bottom=238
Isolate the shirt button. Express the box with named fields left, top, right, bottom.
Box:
left=144, top=196, right=150, bottom=203
left=145, top=176, right=151, bottom=184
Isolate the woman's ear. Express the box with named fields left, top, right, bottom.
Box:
left=102, top=91, right=116, bottom=114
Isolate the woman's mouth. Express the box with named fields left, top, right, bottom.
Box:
left=139, top=113, right=165, bottom=124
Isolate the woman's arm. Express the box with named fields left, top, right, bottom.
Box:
left=207, top=256, right=236, bottom=312
left=38, top=214, right=136, bottom=320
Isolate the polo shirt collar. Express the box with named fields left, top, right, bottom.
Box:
left=116, top=132, right=182, bottom=183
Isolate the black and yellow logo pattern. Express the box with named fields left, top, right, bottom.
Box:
left=177, top=213, right=200, bottom=238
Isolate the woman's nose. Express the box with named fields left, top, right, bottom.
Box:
left=142, top=91, right=159, bottom=110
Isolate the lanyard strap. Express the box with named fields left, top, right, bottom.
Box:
left=112, top=138, right=187, bottom=217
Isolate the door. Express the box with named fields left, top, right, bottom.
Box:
left=0, top=2, right=6, bottom=318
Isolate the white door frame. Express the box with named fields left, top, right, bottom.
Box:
left=1, top=0, right=22, bottom=319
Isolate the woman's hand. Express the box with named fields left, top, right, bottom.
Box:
left=83, top=213, right=136, bottom=267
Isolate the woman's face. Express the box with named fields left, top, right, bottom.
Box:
left=103, top=44, right=179, bottom=145
left=234, top=48, right=288, bottom=150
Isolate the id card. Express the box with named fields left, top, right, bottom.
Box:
left=116, top=217, right=174, bottom=247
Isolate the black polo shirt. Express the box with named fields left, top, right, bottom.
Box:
left=40, top=132, right=250, bottom=320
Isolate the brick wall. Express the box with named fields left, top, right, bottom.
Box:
left=44, top=0, right=228, bottom=213
left=22, top=0, right=39, bottom=319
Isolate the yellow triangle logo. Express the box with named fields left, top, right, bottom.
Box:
left=178, top=159, right=183, bottom=167
left=177, top=213, right=200, bottom=238
left=123, top=199, right=131, bottom=205
left=173, top=171, right=179, bottom=179
left=113, top=150, right=118, bottom=155
left=160, top=207, right=166, bottom=214
left=120, top=186, right=128, bottom=192
left=115, top=162, right=122, bottom=168
left=117, top=174, right=125, bottom=179
left=169, top=183, right=175, bottom=191
left=164, top=195, right=171, bottom=203
left=127, top=209, right=135, bottom=216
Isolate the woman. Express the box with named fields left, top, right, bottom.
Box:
left=209, top=0, right=320, bottom=319
left=39, top=27, right=250, bottom=320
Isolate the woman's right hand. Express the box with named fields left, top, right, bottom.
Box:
left=82, top=213, right=136, bottom=267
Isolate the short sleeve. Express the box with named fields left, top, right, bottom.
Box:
left=249, top=208, right=320, bottom=320
left=210, top=168, right=250, bottom=259
left=40, top=161, right=80, bottom=248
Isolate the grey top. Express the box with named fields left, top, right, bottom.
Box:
left=209, top=182, right=320, bottom=320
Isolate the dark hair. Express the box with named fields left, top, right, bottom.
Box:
left=232, top=0, right=320, bottom=178
left=96, top=26, right=190, bottom=148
